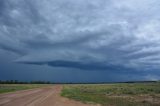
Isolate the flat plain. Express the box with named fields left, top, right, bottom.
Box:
left=0, top=83, right=160, bottom=106
left=61, top=82, right=160, bottom=106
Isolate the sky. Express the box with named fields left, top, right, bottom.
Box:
left=0, top=0, right=160, bottom=82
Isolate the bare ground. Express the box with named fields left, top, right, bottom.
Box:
left=0, top=85, right=100, bottom=106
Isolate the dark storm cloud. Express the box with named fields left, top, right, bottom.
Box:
left=0, top=0, right=160, bottom=79
left=19, top=60, right=133, bottom=71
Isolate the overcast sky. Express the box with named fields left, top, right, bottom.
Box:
left=0, top=0, right=160, bottom=82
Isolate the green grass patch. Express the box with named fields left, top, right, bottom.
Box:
left=0, top=84, right=50, bottom=94
left=61, top=83, right=160, bottom=106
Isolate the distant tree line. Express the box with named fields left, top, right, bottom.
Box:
left=0, top=80, right=52, bottom=84
left=0, top=80, right=159, bottom=84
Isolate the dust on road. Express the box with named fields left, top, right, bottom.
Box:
left=0, top=85, right=100, bottom=106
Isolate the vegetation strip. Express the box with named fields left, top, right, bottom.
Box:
left=0, top=84, right=50, bottom=94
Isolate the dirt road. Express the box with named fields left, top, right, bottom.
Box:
left=0, top=85, right=99, bottom=106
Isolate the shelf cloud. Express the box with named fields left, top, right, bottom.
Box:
left=1, top=0, right=160, bottom=72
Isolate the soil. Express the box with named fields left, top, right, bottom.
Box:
left=0, top=85, right=100, bottom=106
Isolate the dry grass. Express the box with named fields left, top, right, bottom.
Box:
left=61, top=83, right=160, bottom=106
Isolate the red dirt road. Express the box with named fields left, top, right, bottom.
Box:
left=0, top=85, right=100, bottom=106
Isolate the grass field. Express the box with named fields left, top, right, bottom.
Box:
left=0, top=84, right=48, bottom=94
left=61, top=82, right=160, bottom=106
